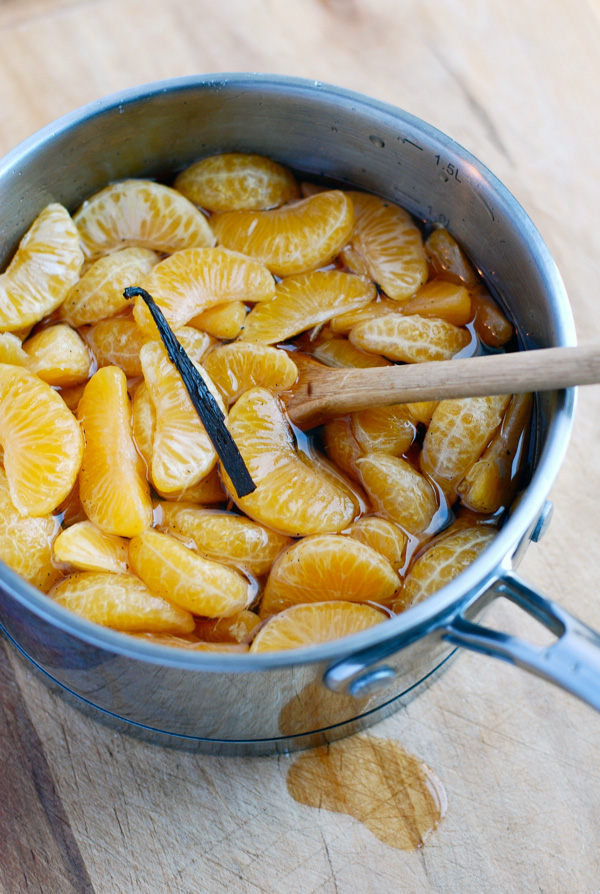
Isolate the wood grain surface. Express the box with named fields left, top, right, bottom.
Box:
left=1, top=1, right=600, bottom=892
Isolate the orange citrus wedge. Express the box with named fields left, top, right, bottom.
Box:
left=0, top=204, right=83, bottom=331
left=345, top=516, right=407, bottom=573
left=350, top=313, right=471, bottom=362
left=51, top=571, right=195, bottom=633
left=189, top=301, right=247, bottom=339
left=193, top=610, right=261, bottom=644
left=356, top=453, right=440, bottom=535
left=0, top=465, right=62, bottom=592
left=322, top=416, right=363, bottom=480
left=0, top=332, right=28, bottom=366
left=212, top=190, right=355, bottom=277
left=0, top=363, right=84, bottom=516
left=401, top=279, right=471, bottom=326
left=351, top=405, right=415, bottom=456
left=346, top=191, right=428, bottom=301
left=174, top=153, right=299, bottom=211
left=133, top=246, right=275, bottom=335
left=250, top=601, right=386, bottom=652
left=53, top=520, right=129, bottom=573
left=330, top=297, right=401, bottom=334
left=73, top=180, right=215, bottom=260
left=260, top=533, right=400, bottom=616
left=86, top=314, right=145, bottom=378
left=312, top=337, right=392, bottom=369
left=202, top=342, right=298, bottom=404
left=239, top=270, right=376, bottom=344
left=424, top=228, right=480, bottom=289
left=221, top=387, right=356, bottom=536
left=77, top=366, right=153, bottom=537
left=129, top=529, right=252, bottom=618
left=23, top=324, right=93, bottom=387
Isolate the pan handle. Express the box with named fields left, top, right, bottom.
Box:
left=441, top=571, right=600, bottom=711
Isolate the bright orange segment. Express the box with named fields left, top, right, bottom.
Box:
left=51, top=571, right=195, bottom=633
left=299, top=450, right=367, bottom=518
left=345, top=517, right=407, bottom=573
left=251, top=601, right=386, bottom=652
left=189, top=301, right=247, bottom=339
left=156, top=504, right=292, bottom=577
left=0, top=333, right=27, bottom=366
left=470, top=285, right=514, bottom=347
left=401, top=280, right=471, bottom=326
left=86, top=315, right=145, bottom=378
left=174, top=153, right=299, bottom=211
left=261, top=533, right=399, bottom=616
left=239, top=270, right=375, bottom=344
left=424, top=228, right=480, bottom=289
left=401, top=524, right=496, bottom=606
left=154, top=466, right=227, bottom=505
left=202, top=342, right=298, bottom=404
left=356, top=453, right=440, bottom=534
left=346, top=191, right=428, bottom=301
left=222, top=387, right=356, bottom=536
left=23, top=324, right=93, bottom=387
left=0, top=364, right=83, bottom=516
left=0, top=466, right=62, bottom=592
left=74, top=180, right=215, bottom=260
left=312, top=338, right=392, bottom=369
left=134, top=246, right=275, bottom=335
left=420, top=395, right=511, bottom=501
left=322, top=416, right=363, bottom=480
left=350, top=313, right=471, bottom=362
left=131, top=381, right=154, bottom=475
left=193, top=610, right=261, bottom=644
left=60, top=247, right=158, bottom=326
left=129, top=529, right=252, bottom=618
left=212, top=190, right=355, bottom=277
left=53, top=520, right=129, bottom=573
left=140, top=341, right=224, bottom=493
left=77, top=366, right=153, bottom=536
left=351, top=405, right=415, bottom=456
left=0, top=204, right=83, bottom=331
left=330, top=297, right=401, bottom=334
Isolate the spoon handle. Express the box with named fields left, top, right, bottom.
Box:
left=286, top=344, right=600, bottom=427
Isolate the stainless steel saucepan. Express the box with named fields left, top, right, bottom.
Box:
left=1, top=74, right=597, bottom=755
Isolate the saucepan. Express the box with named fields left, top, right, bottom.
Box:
left=0, top=74, right=598, bottom=755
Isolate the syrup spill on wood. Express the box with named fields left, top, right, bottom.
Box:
left=287, top=735, right=447, bottom=850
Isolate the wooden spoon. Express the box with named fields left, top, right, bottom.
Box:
left=285, top=344, right=600, bottom=428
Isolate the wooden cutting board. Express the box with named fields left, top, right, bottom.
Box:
left=1, top=1, right=600, bottom=891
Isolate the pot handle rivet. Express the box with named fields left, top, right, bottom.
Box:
left=347, top=666, right=397, bottom=698
left=530, top=500, right=553, bottom=542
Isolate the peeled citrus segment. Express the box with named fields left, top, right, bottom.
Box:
left=23, top=324, right=93, bottom=387
left=0, top=364, right=83, bottom=516
left=170, top=326, right=213, bottom=362
left=405, top=401, right=438, bottom=426
left=202, top=342, right=298, bottom=404
left=0, top=465, right=62, bottom=592
left=174, top=153, right=299, bottom=211
left=133, top=246, right=275, bottom=335
left=457, top=392, right=533, bottom=514
left=401, top=524, right=496, bottom=606
left=401, top=280, right=471, bottom=326
left=424, top=228, right=480, bottom=289
left=193, top=610, right=261, bottom=644
left=470, top=285, right=514, bottom=347
left=140, top=341, right=224, bottom=493
left=345, top=516, right=407, bottom=573
left=312, top=337, right=392, bottom=369
left=129, top=529, right=252, bottom=618
left=330, top=298, right=402, bottom=335
left=189, top=301, right=247, bottom=339
left=300, top=449, right=368, bottom=517
left=51, top=571, right=195, bottom=633
left=73, top=180, right=215, bottom=260
left=222, top=387, right=356, bottom=536
left=86, top=315, right=145, bottom=378
left=346, top=191, right=428, bottom=301
left=261, top=533, right=399, bottom=616
left=350, top=313, right=471, bottom=362
left=53, top=520, right=129, bottom=573
left=356, top=453, right=440, bottom=535
left=156, top=504, right=292, bottom=577
left=59, top=247, right=159, bottom=326
left=420, top=394, right=511, bottom=500
left=212, top=190, right=355, bottom=277
left=251, top=601, right=386, bottom=652
left=351, top=405, right=415, bottom=456
left=155, top=466, right=227, bottom=505
left=239, top=270, right=376, bottom=345
left=0, top=332, right=28, bottom=366
left=131, top=380, right=154, bottom=474
left=131, top=633, right=249, bottom=652
left=77, top=366, right=153, bottom=537
left=0, top=204, right=83, bottom=331
left=322, top=416, right=363, bottom=480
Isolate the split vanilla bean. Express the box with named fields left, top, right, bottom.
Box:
left=124, top=286, right=256, bottom=498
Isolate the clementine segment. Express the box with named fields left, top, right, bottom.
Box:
left=23, top=324, right=93, bottom=387
left=189, top=301, right=247, bottom=339
left=193, top=610, right=261, bottom=644
left=350, top=313, right=471, bottom=363
left=53, top=520, right=129, bottom=573
left=351, top=405, right=415, bottom=456
left=345, top=516, right=407, bottom=573
left=0, top=333, right=28, bottom=366
left=312, top=338, right=392, bottom=369
left=202, top=342, right=298, bottom=404
left=174, top=153, right=299, bottom=211
left=251, top=601, right=386, bottom=652
left=424, top=228, right=480, bottom=289
left=356, top=453, right=440, bottom=535
left=86, top=315, right=145, bottom=378
left=401, top=279, right=471, bottom=326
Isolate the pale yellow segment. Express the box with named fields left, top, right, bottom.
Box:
left=350, top=313, right=471, bottom=362
left=420, top=394, right=512, bottom=500
left=129, top=529, right=251, bottom=618
left=0, top=204, right=83, bottom=331
left=345, top=516, right=407, bottom=573
left=251, top=601, right=386, bottom=653
left=73, top=180, right=215, bottom=260
left=260, top=533, right=400, bottom=616
left=59, top=247, right=159, bottom=326
left=0, top=465, right=62, bottom=592
left=356, top=453, right=440, bottom=535
left=0, top=332, right=28, bottom=366
left=53, top=520, right=129, bottom=573
left=202, top=342, right=298, bottom=404
left=51, top=571, right=195, bottom=633
left=23, top=324, right=93, bottom=387
left=189, top=300, right=247, bottom=339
